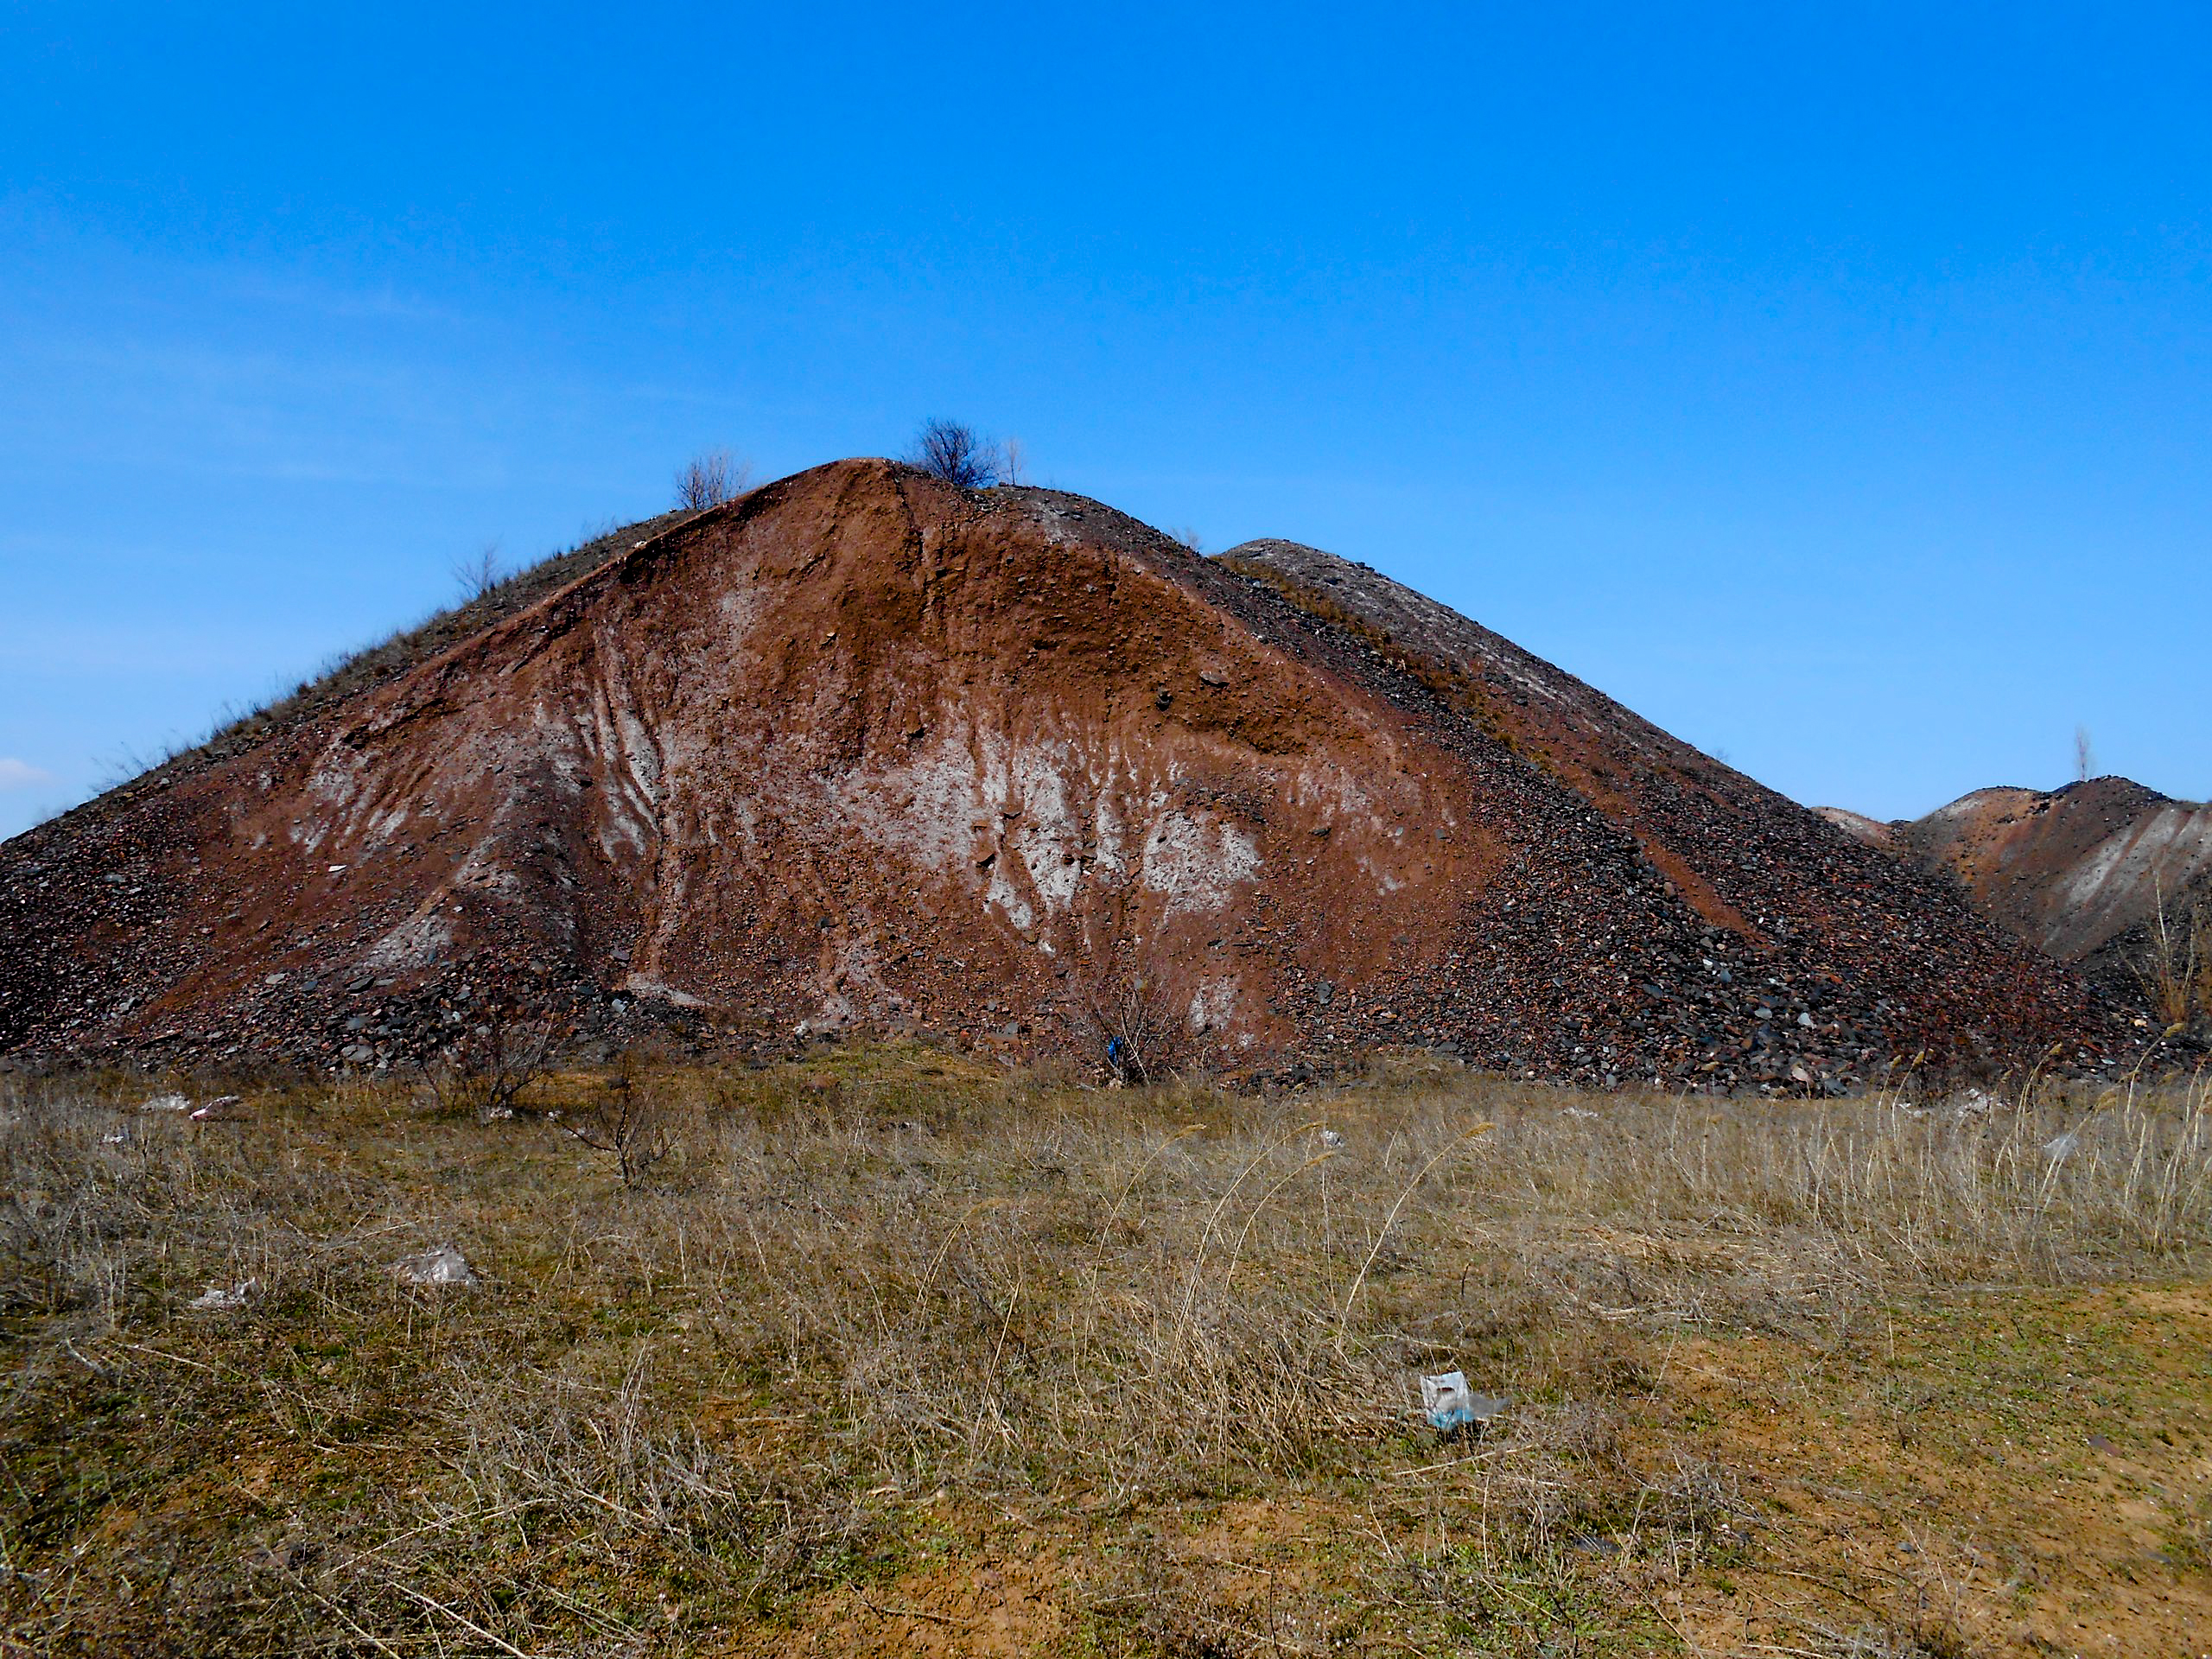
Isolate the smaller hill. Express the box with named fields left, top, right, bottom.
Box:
left=1822, top=779, right=2212, bottom=1002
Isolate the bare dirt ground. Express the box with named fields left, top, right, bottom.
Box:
left=4, top=1046, right=2208, bottom=1656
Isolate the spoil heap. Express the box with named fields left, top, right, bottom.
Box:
left=0, top=461, right=2110, bottom=1086
left=1823, top=779, right=2212, bottom=1002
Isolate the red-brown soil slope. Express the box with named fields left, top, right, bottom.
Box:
left=0, top=461, right=2108, bottom=1087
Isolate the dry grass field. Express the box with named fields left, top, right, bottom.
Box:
left=4, top=1046, right=2210, bottom=1656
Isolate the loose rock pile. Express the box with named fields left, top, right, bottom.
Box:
left=0, top=461, right=2120, bottom=1089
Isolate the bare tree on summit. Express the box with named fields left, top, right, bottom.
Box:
left=675, top=448, right=749, bottom=511
left=908, top=418, right=1000, bottom=488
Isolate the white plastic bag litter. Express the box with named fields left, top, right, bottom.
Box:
left=1420, top=1370, right=1509, bottom=1432
left=394, top=1243, right=480, bottom=1287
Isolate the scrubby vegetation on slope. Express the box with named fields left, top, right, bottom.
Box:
left=42, top=509, right=696, bottom=836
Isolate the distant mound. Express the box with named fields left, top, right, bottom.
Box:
left=1825, top=779, right=2212, bottom=1001
left=1812, top=806, right=1895, bottom=851
left=0, top=461, right=2111, bottom=1086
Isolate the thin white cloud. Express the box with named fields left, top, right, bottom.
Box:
left=0, top=758, right=55, bottom=790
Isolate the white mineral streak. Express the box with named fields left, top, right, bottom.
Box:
left=362, top=906, right=456, bottom=970
left=2062, top=803, right=2212, bottom=912
left=305, top=747, right=364, bottom=815
left=1187, top=976, right=1239, bottom=1033
left=835, top=729, right=982, bottom=874
left=826, top=718, right=1272, bottom=932
left=620, top=974, right=708, bottom=1007
left=2047, top=800, right=2212, bottom=956
left=1012, top=752, right=1082, bottom=913
left=984, top=857, right=1035, bottom=931
left=1141, top=811, right=1260, bottom=916
left=582, top=654, right=662, bottom=863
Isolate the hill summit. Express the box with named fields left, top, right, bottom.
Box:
left=0, top=460, right=2108, bottom=1086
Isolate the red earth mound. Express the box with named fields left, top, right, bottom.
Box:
left=0, top=460, right=2115, bottom=1087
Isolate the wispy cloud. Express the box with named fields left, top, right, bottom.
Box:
left=213, top=268, right=462, bottom=327
left=0, top=758, right=56, bottom=790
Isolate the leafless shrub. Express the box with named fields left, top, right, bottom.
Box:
left=907, top=417, right=1001, bottom=488
left=551, top=1055, right=672, bottom=1185
left=1075, top=966, right=1191, bottom=1084
left=415, top=1002, right=564, bottom=1120
left=675, top=446, right=750, bottom=510
left=449, top=538, right=505, bottom=601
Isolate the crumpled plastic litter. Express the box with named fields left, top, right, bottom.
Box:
left=394, top=1243, right=480, bottom=1287
left=1420, top=1370, right=1510, bottom=1432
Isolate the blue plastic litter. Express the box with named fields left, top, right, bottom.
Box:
left=1421, top=1370, right=1509, bottom=1433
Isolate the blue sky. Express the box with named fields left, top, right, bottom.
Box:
left=3, top=1, right=2208, bottom=840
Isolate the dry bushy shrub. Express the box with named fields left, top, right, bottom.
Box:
left=413, top=1001, right=564, bottom=1120
left=906, top=417, right=1000, bottom=487
left=1074, top=967, right=1192, bottom=1084
left=448, top=538, right=505, bottom=601
left=674, top=447, right=749, bottom=510
left=2139, top=886, right=2212, bottom=1031
left=550, top=1053, right=674, bottom=1185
